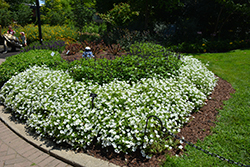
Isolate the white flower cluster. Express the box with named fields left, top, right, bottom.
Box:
left=0, top=56, right=217, bottom=158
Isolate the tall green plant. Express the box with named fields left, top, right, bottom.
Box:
left=2, top=24, right=78, bottom=44
left=41, top=0, right=74, bottom=26
left=0, top=49, right=68, bottom=87
left=70, top=0, right=96, bottom=29
left=98, top=2, right=139, bottom=27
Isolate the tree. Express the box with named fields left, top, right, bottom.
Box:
left=98, top=2, right=139, bottom=27
left=127, top=0, right=183, bottom=29
left=96, top=0, right=124, bottom=14
left=70, top=0, right=97, bottom=29
left=96, top=0, right=183, bottom=30
left=0, top=0, right=10, bottom=9
left=0, top=0, right=12, bottom=27
left=13, top=4, right=33, bottom=26
left=213, top=0, right=250, bottom=39
left=41, top=0, right=74, bottom=25
left=1, top=0, right=34, bottom=26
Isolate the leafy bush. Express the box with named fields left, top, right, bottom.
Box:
left=1, top=24, right=78, bottom=44
left=12, top=4, right=33, bottom=27
left=78, top=22, right=107, bottom=42
left=69, top=42, right=182, bottom=85
left=0, top=49, right=68, bottom=87
left=21, top=40, right=66, bottom=53
left=0, top=8, right=12, bottom=27
left=78, top=32, right=101, bottom=42
left=98, top=2, right=139, bottom=27
left=169, top=39, right=250, bottom=53
left=0, top=56, right=217, bottom=158
left=103, top=28, right=153, bottom=50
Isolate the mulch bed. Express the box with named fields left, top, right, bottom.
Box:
left=60, top=52, right=235, bottom=167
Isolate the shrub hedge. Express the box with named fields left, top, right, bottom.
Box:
left=0, top=49, right=68, bottom=88
left=68, top=42, right=182, bottom=85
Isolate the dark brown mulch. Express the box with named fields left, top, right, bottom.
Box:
left=61, top=53, right=235, bottom=167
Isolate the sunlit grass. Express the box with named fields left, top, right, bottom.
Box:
left=162, top=49, right=250, bottom=166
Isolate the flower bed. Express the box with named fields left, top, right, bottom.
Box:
left=0, top=55, right=217, bottom=158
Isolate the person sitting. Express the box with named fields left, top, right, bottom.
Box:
left=82, top=46, right=94, bottom=58
left=7, top=25, right=15, bottom=35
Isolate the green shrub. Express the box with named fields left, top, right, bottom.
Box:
left=69, top=42, right=182, bottom=85
left=103, top=28, right=153, bottom=50
left=0, top=49, right=68, bottom=87
left=168, top=39, right=250, bottom=53
left=78, top=22, right=107, bottom=42
left=2, top=24, right=78, bottom=44
left=21, top=40, right=66, bottom=53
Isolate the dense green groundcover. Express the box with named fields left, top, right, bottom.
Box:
left=70, top=42, right=183, bottom=85
left=0, top=43, right=218, bottom=158
left=0, top=49, right=69, bottom=87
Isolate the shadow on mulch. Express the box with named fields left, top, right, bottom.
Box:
left=61, top=53, right=235, bottom=167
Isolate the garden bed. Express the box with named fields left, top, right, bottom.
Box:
left=59, top=52, right=235, bottom=167
left=60, top=51, right=125, bottom=62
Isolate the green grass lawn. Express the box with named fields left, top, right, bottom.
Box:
left=162, top=49, right=250, bottom=166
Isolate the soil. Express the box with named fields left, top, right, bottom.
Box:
left=60, top=50, right=125, bottom=62
left=60, top=52, right=235, bottom=167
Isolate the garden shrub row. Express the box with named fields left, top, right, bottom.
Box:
left=0, top=49, right=68, bottom=87
left=0, top=41, right=218, bottom=158
left=0, top=42, right=181, bottom=88
left=68, top=42, right=182, bottom=85
left=169, top=39, right=250, bottom=53
left=21, top=40, right=66, bottom=53
left=1, top=24, right=78, bottom=44
left=0, top=56, right=218, bottom=158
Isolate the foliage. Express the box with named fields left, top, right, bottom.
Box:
left=21, top=40, right=66, bottom=53
left=103, top=28, right=154, bottom=50
left=0, top=0, right=10, bottom=9
left=98, top=2, right=139, bottom=27
left=78, top=32, right=101, bottom=42
left=0, top=49, right=68, bottom=87
left=12, top=4, right=33, bottom=26
left=2, top=0, right=34, bottom=26
left=1, top=24, right=78, bottom=44
left=128, top=0, right=183, bottom=29
left=0, top=8, right=12, bottom=27
left=0, top=55, right=217, bottom=158
left=81, top=22, right=107, bottom=35
left=162, top=49, right=250, bottom=166
left=78, top=22, right=107, bottom=42
left=70, top=0, right=97, bottom=29
left=40, top=0, right=74, bottom=26
left=168, top=39, right=250, bottom=53
left=168, top=0, right=250, bottom=45
left=69, top=42, right=182, bottom=85
left=96, top=0, right=182, bottom=29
